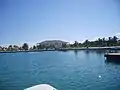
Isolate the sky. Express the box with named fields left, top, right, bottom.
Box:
left=0, top=0, right=120, bottom=46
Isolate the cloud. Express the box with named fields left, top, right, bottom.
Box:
left=90, top=36, right=108, bottom=41
left=115, top=33, right=120, bottom=36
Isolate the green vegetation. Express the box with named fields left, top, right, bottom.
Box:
left=0, top=36, right=120, bottom=52
left=22, top=43, right=29, bottom=50
left=80, top=36, right=120, bottom=47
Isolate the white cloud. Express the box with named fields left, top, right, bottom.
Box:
left=115, top=33, right=120, bottom=39
left=90, top=37, right=100, bottom=41
left=115, top=33, right=120, bottom=36
left=90, top=33, right=120, bottom=41
left=89, top=36, right=108, bottom=41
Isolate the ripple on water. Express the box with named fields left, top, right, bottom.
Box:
left=0, top=51, right=120, bottom=90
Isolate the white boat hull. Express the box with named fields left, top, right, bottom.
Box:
left=24, top=84, right=57, bottom=90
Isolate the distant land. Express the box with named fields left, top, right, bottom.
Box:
left=0, top=36, right=120, bottom=52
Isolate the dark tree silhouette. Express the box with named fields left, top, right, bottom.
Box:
left=73, top=41, right=79, bottom=47
left=8, top=45, right=13, bottom=51
left=33, top=45, right=36, bottom=50
left=0, top=36, right=120, bottom=52
left=22, top=43, right=29, bottom=50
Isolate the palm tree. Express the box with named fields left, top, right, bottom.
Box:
left=102, top=37, right=106, bottom=46
left=108, top=37, right=112, bottom=41
left=112, top=36, right=118, bottom=42
left=73, top=41, right=79, bottom=47
left=83, top=40, right=89, bottom=47
left=112, top=36, right=118, bottom=46
left=0, top=46, right=2, bottom=51
left=33, top=45, right=36, bottom=50
left=107, top=37, right=112, bottom=46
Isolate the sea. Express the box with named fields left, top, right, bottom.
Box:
left=0, top=50, right=120, bottom=90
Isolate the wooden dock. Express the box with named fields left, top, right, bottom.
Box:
left=104, top=53, right=120, bottom=61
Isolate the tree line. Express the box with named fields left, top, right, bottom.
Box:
left=71, top=36, right=120, bottom=47
left=0, top=36, right=120, bottom=51
left=0, top=43, right=29, bottom=51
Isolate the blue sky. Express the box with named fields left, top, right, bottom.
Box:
left=0, top=0, right=120, bottom=46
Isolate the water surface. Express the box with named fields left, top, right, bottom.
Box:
left=0, top=50, right=120, bottom=90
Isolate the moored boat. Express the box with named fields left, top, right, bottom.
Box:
left=104, top=53, right=120, bottom=62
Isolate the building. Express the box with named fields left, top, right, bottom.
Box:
left=37, top=40, right=68, bottom=49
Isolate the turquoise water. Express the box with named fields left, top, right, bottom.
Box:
left=0, top=50, right=120, bottom=90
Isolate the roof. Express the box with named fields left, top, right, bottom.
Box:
left=38, top=40, right=68, bottom=45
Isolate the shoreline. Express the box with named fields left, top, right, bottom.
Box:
left=0, top=46, right=120, bottom=53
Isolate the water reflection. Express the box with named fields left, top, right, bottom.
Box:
left=105, top=59, right=120, bottom=65
left=96, top=50, right=105, bottom=55
left=84, top=50, right=105, bottom=55
left=73, top=50, right=78, bottom=56
left=84, top=50, right=90, bottom=54
left=59, top=50, right=68, bottom=52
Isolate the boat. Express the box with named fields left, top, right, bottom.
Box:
left=24, top=84, right=57, bottom=90
left=104, top=53, right=120, bottom=62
